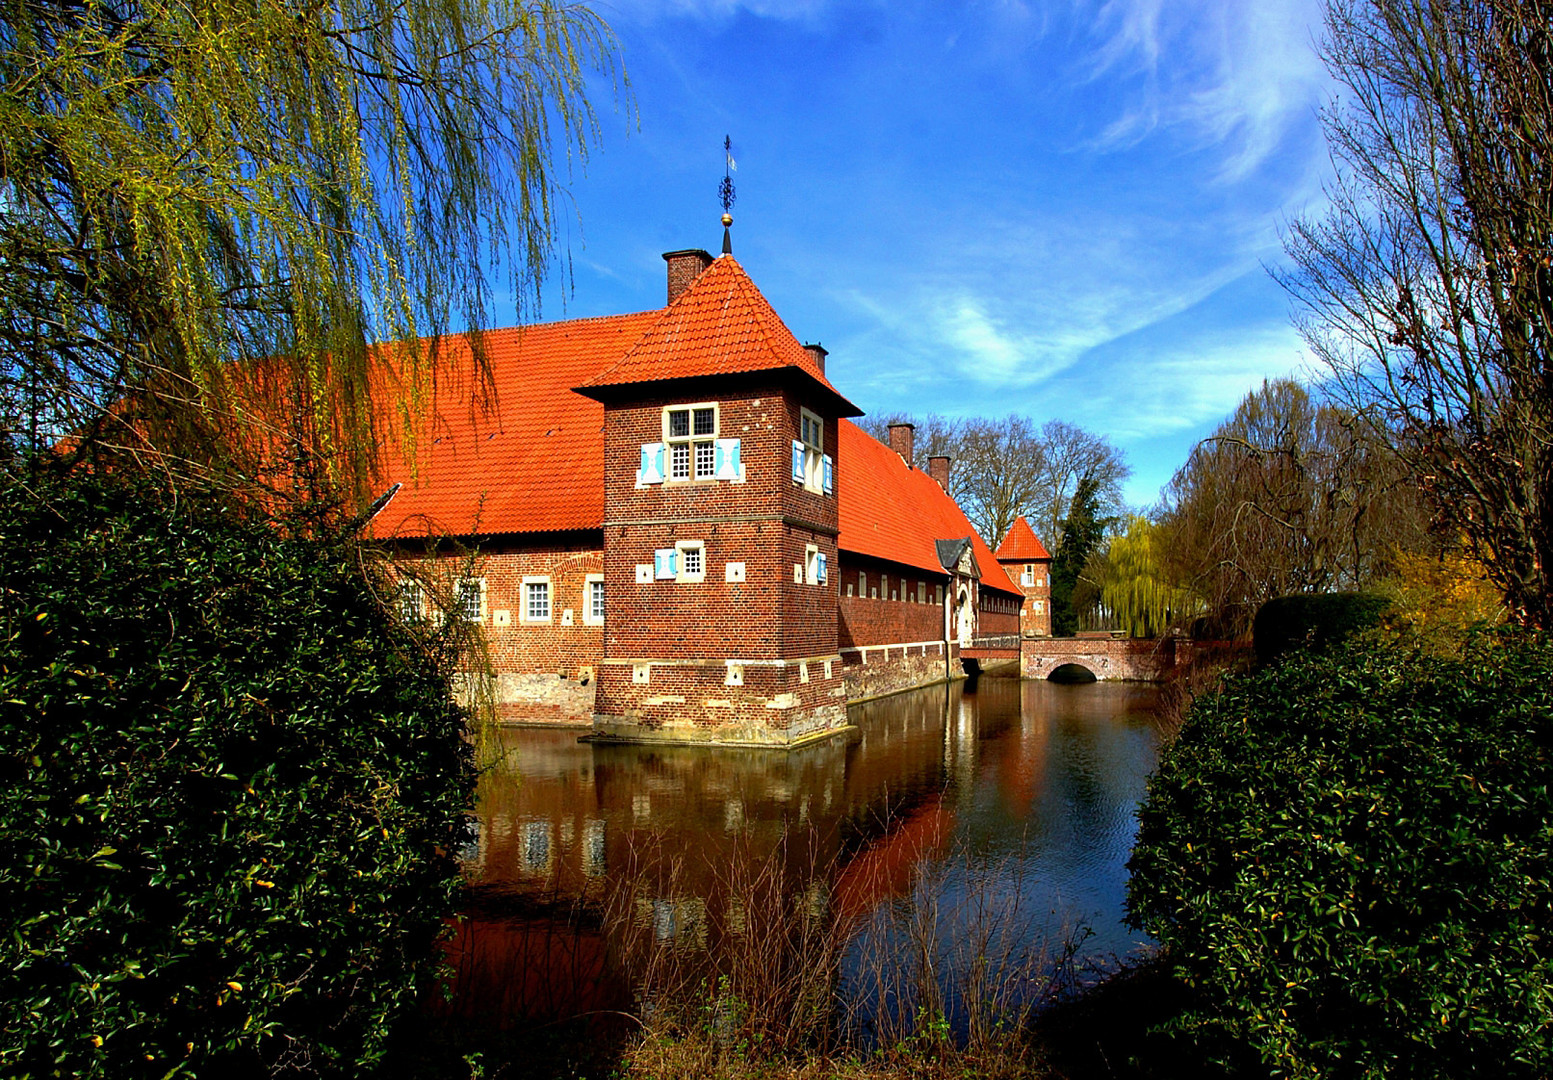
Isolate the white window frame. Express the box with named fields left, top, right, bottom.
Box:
left=798, top=407, right=824, bottom=493
left=397, top=579, right=425, bottom=623
left=521, top=576, right=552, bottom=624
left=675, top=540, right=706, bottom=583
left=663, top=403, right=719, bottom=482
left=804, top=543, right=820, bottom=585
left=584, top=574, right=605, bottom=626
left=455, top=577, right=486, bottom=623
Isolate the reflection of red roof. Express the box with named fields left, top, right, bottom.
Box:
left=371, top=313, right=659, bottom=538
left=837, top=422, right=1022, bottom=597
left=580, top=256, right=859, bottom=415
left=995, top=516, right=1051, bottom=561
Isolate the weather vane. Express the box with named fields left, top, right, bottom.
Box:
left=719, top=135, right=736, bottom=254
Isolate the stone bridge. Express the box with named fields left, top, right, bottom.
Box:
left=1021, top=635, right=1181, bottom=682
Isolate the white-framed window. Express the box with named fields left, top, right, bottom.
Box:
left=935, top=584, right=944, bottom=606
left=521, top=576, right=551, bottom=623
left=455, top=577, right=486, bottom=622
left=1033, top=599, right=1044, bottom=614
left=664, top=403, right=719, bottom=481
left=584, top=574, right=605, bottom=625
left=792, top=408, right=832, bottom=494
left=1022, top=563, right=1035, bottom=587
left=858, top=571, right=867, bottom=597
left=805, top=544, right=820, bottom=585
left=397, top=579, right=425, bottom=622
left=676, top=541, right=706, bottom=583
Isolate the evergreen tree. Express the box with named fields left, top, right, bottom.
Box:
left=1050, top=473, right=1107, bottom=636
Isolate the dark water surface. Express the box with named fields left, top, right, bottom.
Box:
left=445, top=674, right=1172, bottom=1028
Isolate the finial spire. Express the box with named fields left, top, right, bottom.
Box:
left=719, top=135, right=736, bottom=255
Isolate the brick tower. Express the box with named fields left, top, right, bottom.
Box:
left=574, top=251, right=863, bottom=746
left=995, top=516, right=1053, bottom=638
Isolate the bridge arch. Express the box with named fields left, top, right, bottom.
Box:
left=1021, top=637, right=1177, bottom=682
left=1047, top=662, right=1097, bottom=683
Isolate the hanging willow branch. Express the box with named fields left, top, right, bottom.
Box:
left=0, top=0, right=624, bottom=506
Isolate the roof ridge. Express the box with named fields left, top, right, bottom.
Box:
left=479, top=308, right=663, bottom=335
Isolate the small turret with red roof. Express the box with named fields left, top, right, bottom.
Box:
left=995, top=517, right=1054, bottom=638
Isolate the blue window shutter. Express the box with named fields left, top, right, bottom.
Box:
left=791, top=440, right=805, bottom=483
left=822, top=454, right=834, bottom=495
left=639, top=443, right=665, bottom=484
left=715, top=438, right=742, bottom=481
left=817, top=552, right=828, bottom=583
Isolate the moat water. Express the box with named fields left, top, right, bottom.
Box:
left=443, top=673, right=1173, bottom=1029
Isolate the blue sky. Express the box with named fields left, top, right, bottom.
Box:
left=514, top=0, right=1336, bottom=511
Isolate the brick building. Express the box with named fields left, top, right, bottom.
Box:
left=373, top=248, right=1023, bottom=747
left=994, top=516, right=1054, bottom=639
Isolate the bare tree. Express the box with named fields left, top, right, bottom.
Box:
left=859, top=413, right=1129, bottom=549
left=1278, top=0, right=1553, bottom=625
left=1157, top=379, right=1433, bottom=636
left=1032, top=420, right=1130, bottom=550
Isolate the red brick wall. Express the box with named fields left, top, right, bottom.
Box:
left=978, top=606, right=1019, bottom=637
left=599, top=383, right=839, bottom=665
left=398, top=535, right=605, bottom=722
left=837, top=594, right=944, bottom=650
left=998, top=555, right=1053, bottom=637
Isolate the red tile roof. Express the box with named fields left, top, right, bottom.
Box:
left=995, top=516, right=1052, bottom=561
left=581, top=256, right=859, bottom=415
left=837, top=422, right=1022, bottom=597
left=369, top=312, right=660, bottom=539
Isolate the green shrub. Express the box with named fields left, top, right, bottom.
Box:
left=0, top=471, right=474, bottom=1078
left=1127, top=635, right=1553, bottom=1078
left=1252, top=592, right=1393, bottom=664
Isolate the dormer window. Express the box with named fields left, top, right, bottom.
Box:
left=665, top=404, right=718, bottom=481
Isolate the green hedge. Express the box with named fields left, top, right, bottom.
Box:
left=1251, top=592, right=1393, bottom=665
left=1127, top=635, right=1553, bottom=1078
left=0, top=472, right=474, bottom=1078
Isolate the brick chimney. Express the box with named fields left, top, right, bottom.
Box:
left=663, top=249, right=714, bottom=304
left=888, top=422, right=915, bottom=466
left=803, top=342, right=828, bottom=375
left=928, top=455, right=952, bottom=492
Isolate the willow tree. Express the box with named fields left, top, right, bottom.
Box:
left=1279, top=0, right=1553, bottom=625
left=0, top=0, right=621, bottom=504
left=1092, top=517, right=1202, bottom=638
left=1158, top=379, right=1431, bottom=636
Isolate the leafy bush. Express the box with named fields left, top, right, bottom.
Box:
left=1251, top=592, right=1392, bottom=664
left=0, top=471, right=474, bottom=1078
left=1127, top=635, right=1553, bottom=1078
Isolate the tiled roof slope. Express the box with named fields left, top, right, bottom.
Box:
left=837, top=421, right=1021, bottom=597
left=370, top=312, right=659, bottom=538
left=583, top=256, right=859, bottom=414
left=995, top=516, right=1052, bottom=561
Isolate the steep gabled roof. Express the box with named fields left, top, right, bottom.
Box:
left=370, top=312, right=660, bottom=539
left=837, top=421, right=1021, bottom=597
left=579, top=255, right=861, bottom=416
left=995, top=516, right=1052, bottom=561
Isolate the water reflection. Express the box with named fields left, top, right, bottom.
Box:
left=448, top=674, right=1171, bottom=1027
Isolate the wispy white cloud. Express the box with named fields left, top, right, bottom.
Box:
left=603, top=0, right=834, bottom=22
left=1079, top=325, right=1312, bottom=441
left=1082, top=0, right=1329, bottom=181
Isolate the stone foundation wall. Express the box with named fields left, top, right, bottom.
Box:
left=590, top=655, right=848, bottom=747
left=840, top=639, right=963, bottom=702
